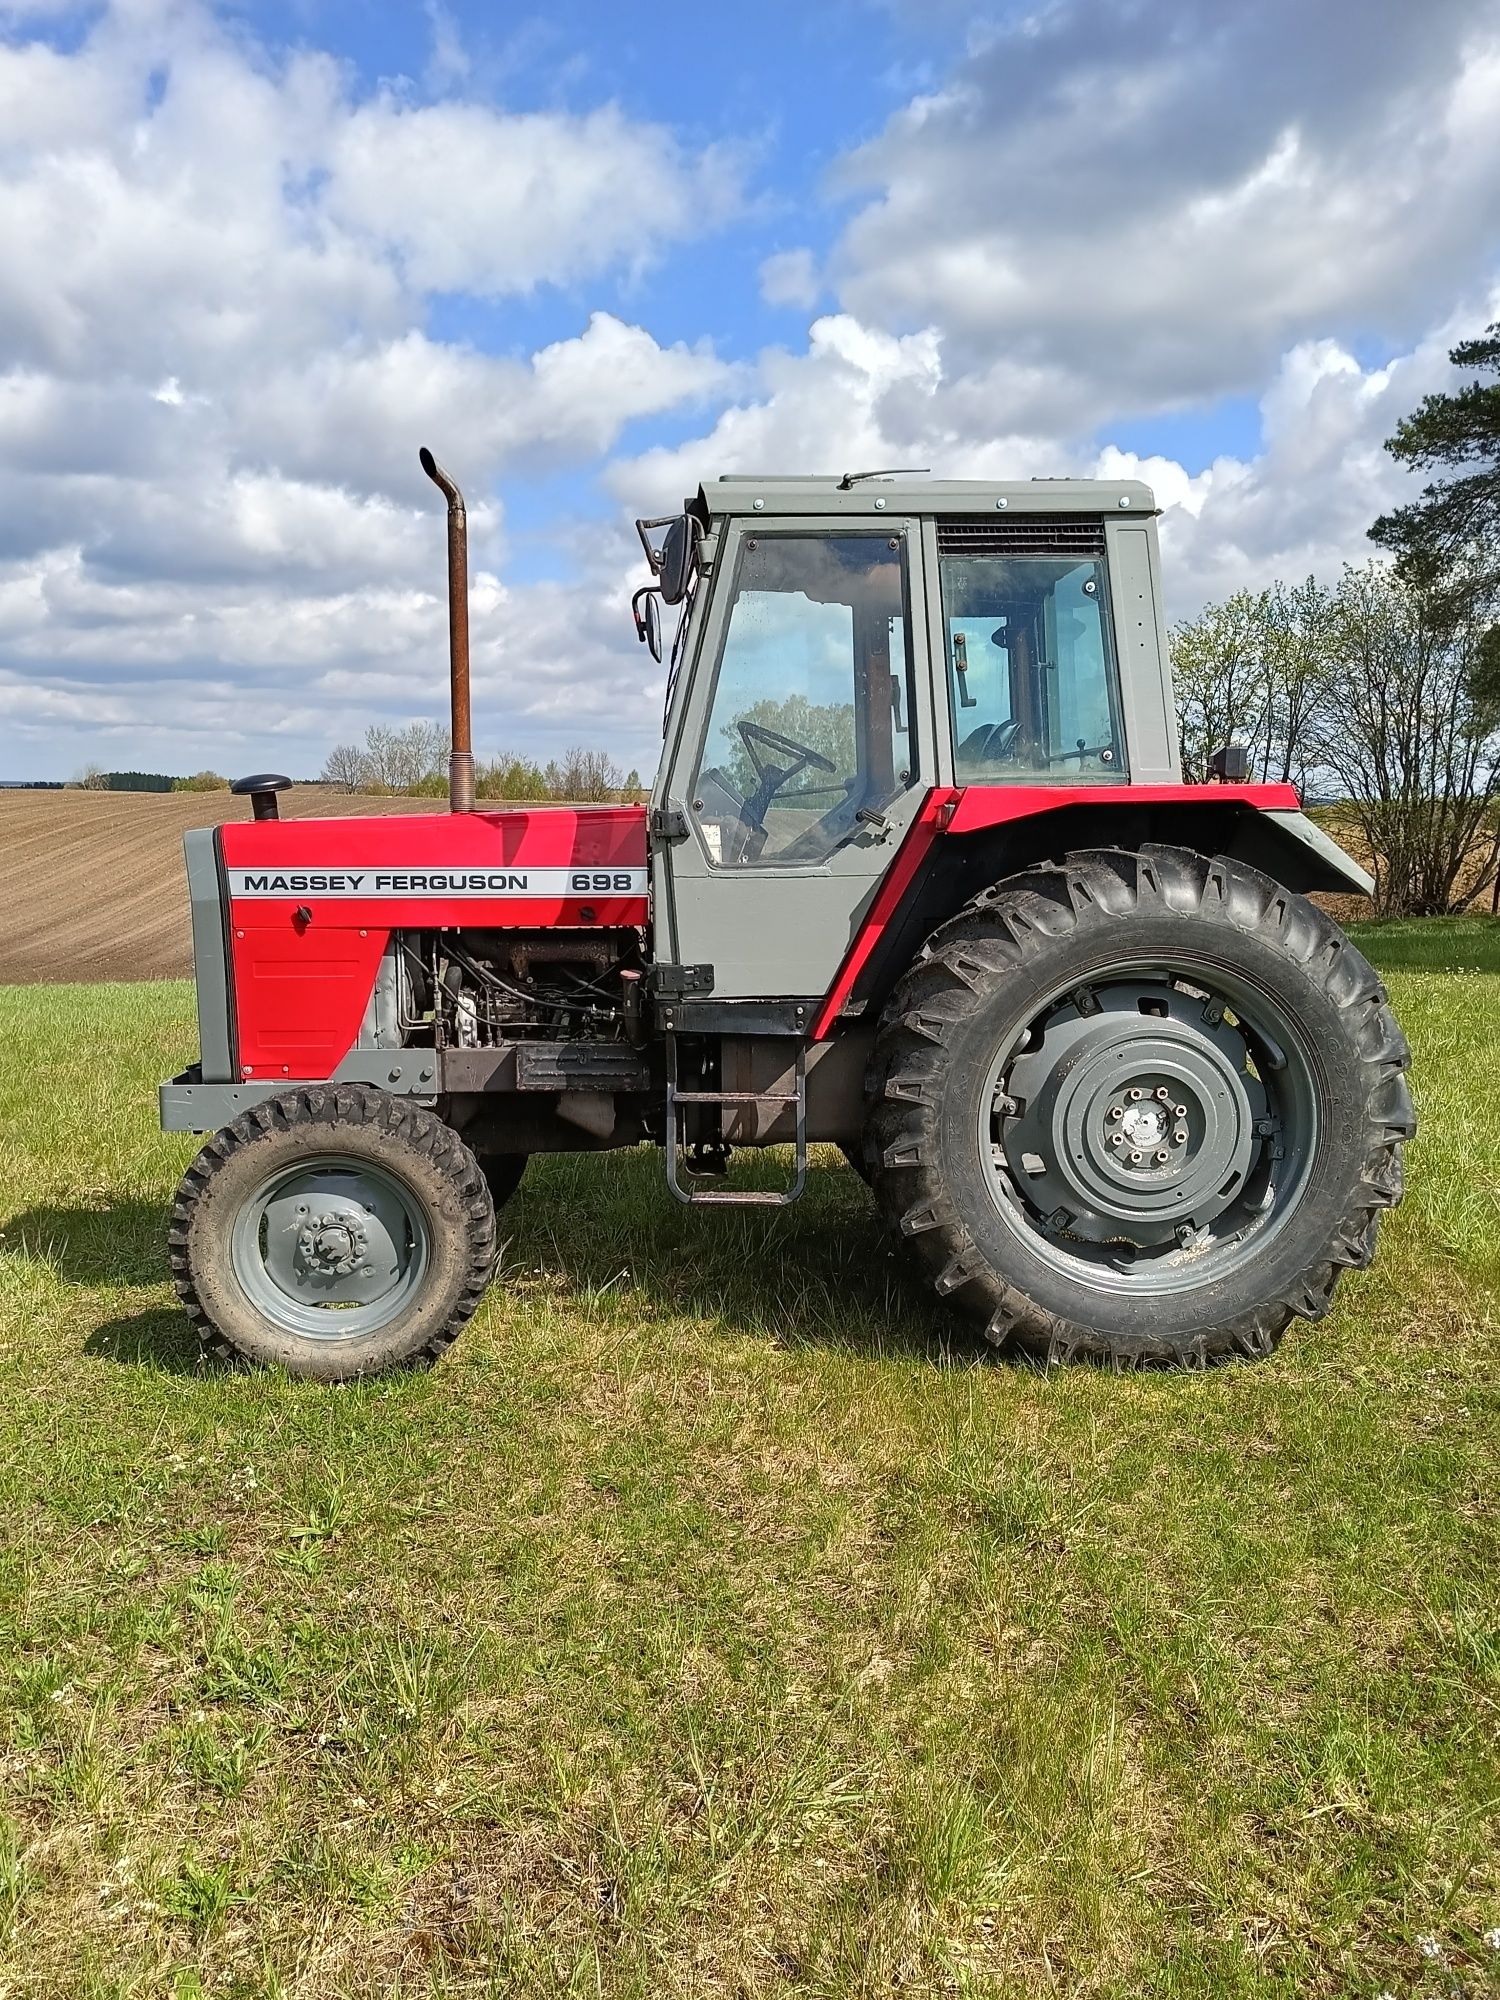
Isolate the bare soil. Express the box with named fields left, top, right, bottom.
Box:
left=0, top=788, right=437, bottom=983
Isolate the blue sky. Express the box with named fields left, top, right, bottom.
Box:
left=1, top=0, right=1498, bottom=778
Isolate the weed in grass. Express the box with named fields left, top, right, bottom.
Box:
left=159, top=1852, right=246, bottom=1931
left=0, top=1817, right=32, bottom=1945
left=894, top=1776, right=994, bottom=1905
left=178, top=1718, right=270, bottom=1799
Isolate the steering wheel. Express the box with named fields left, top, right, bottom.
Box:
left=736, top=719, right=840, bottom=809
left=737, top=719, right=837, bottom=788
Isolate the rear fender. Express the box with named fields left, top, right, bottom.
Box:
left=811, top=785, right=1371, bottom=1039
left=1223, top=808, right=1373, bottom=897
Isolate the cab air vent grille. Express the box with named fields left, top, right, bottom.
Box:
left=937, top=516, right=1107, bottom=559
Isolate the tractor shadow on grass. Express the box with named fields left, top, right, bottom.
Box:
left=9, top=1158, right=1004, bottom=1374
left=2, top=1197, right=167, bottom=1288
left=3, top=1197, right=203, bottom=1374
left=498, top=1150, right=991, bottom=1368
left=84, top=1308, right=200, bottom=1373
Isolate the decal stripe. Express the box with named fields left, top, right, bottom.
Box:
left=227, top=867, right=648, bottom=899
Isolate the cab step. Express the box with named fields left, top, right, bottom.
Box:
left=664, top=1037, right=807, bottom=1206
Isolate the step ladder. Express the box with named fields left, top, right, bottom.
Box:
left=664, top=1035, right=807, bottom=1206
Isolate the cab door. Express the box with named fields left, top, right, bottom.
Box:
left=652, top=516, right=934, bottom=1001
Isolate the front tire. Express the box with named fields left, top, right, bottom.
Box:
left=866, top=846, right=1413, bottom=1367
left=168, top=1086, right=496, bottom=1381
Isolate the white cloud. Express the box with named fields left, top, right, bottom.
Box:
left=759, top=248, right=820, bottom=311
left=324, top=98, right=738, bottom=300
left=2, top=0, right=1498, bottom=783
left=0, top=0, right=737, bottom=775
left=832, top=0, right=1500, bottom=422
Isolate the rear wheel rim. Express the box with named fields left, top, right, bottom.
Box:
left=229, top=1155, right=432, bottom=1339
left=978, top=961, right=1319, bottom=1297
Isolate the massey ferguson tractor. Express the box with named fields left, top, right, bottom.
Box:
left=161, top=455, right=1414, bottom=1380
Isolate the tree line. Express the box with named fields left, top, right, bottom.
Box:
left=71, top=767, right=231, bottom=792
left=320, top=723, right=644, bottom=802
left=1172, top=321, right=1500, bottom=918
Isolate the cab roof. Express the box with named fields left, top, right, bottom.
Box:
left=690, top=474, right=1158, bottom=522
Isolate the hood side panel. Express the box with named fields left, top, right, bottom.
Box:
left=220, top=806, right=648, bottom=1079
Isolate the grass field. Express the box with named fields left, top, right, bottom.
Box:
left=1, top=924, right=1497, bottom=1998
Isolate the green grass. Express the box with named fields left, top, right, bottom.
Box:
left=0, top=937, right=1497, bottom=1998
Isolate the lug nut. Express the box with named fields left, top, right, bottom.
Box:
left=1129, top=1087, right=1144, bottom=1100
left=1154, top=1149, right=1170, bottom=1164
left=1155, top=1086, right=1170, bottom=1100
left=1110, top=1133, right=1125, bottom=1149
left=1174, top=1104, right=1188, bottom=1118
left=1108, top=1104, right=1124, bottom=1120
left=1129, top=1149, right=1143, bottom=1163
left=1174, top=1126, right=1188, bottom=1144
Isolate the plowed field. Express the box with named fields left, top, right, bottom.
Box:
left=0, top=788, right=435, bottom=983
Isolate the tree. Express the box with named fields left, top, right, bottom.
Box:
left=1261, top=577, right=1335, bottom=788
left=476, top=754, right=549, bottom=800
left=1311, top=564, right=1500, bottom=916
left=383, top=721, right=448, bottom=790
left=1371, top=322, right=1500, bottom=605
left=73, top=762, right=108, bottom=790
left=322, top=743, right=365, bottom=791
left=1169, top=591, right=1273, bottom=783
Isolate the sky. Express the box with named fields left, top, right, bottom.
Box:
left=2, top=0, right=1499, bottom=782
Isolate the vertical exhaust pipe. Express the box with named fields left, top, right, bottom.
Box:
left=419, top=446, right=475, bottom=814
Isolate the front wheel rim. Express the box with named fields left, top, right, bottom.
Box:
left=229, top=1154, right=432, bottom=1339
left=979, top=962, right=1320, bottom=1297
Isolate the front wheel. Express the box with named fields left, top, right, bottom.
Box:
left=866, top=846, right=1414, bottom=1367
left=168, top=1086, right=496, bottom=1381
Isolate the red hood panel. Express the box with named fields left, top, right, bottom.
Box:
left=219, top=805, right=647, bottom=1079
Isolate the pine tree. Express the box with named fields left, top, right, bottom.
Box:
left=1371, top=323, right=1500, bottom=603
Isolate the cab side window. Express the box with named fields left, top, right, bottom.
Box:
left=943, top=551, right=1126, bottom=783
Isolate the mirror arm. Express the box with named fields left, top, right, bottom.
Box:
left=635, top=516, right=676, bottom=573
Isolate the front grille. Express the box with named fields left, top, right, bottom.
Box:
left=936, top=515, right=1106, bottom=559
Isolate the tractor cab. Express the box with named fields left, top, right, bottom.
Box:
left=635, top=476, right=1180, bottom=1001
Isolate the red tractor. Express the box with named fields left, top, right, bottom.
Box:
left=161, top=455, right=1413, bottom=1378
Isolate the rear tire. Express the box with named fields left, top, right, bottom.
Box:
left=866, top=846, right=1413, bottom=1368
left=168, top=1086, right=496, bottom=1381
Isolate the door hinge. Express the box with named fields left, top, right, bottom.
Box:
left=648, top=805, right=689, bottom=843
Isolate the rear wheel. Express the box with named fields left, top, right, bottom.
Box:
left=866, top=846, right=1413, bottom=1367
left=169, top=1085, right=495, bottom=1381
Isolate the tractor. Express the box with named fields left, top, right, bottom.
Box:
left=160, top=455, right=1414, bottom=1379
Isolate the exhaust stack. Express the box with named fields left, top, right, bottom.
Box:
left=419, top=446, right=475, bottom=814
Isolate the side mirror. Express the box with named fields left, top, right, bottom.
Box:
left=632, top=585, right=663, bottom=663
left=1209, top=744, right=1249, bottom=783
left=658, top=514, right=697, bottom=606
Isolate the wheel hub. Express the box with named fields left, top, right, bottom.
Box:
left=231, top=1163, right=427, bottom=1338
left=296, top=1209, right=370, bottom=1278
left=998, top=982, right=1269, bottom=1247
